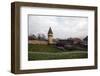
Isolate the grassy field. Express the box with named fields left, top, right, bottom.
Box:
left=28, top=44, right=88, bottom=60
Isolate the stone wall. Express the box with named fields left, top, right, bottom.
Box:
left=28, top=40, right=48, bottom=45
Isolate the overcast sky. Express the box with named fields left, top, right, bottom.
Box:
left=28, top=15, right=88, bottom=39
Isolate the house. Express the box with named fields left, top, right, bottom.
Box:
left=56, top=37, right=87, bottom=50
left=56, top=38, right=82, bottom=46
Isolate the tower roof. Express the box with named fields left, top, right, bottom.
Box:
left=48, top=27, right=53, bottom=34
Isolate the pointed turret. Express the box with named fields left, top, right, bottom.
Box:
left=48, top=27, right=53, bottom=34
left=48, top=27, right=53, bottom=44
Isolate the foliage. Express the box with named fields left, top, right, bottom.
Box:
left=37, top=33, right=46, bottom=40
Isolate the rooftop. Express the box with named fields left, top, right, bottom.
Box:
left=48, top=27, right=53, bottom=34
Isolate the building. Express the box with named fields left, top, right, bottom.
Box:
left=28, top=27, right=88, bottom=48
left=28, top=27, right=54, bottom=45
left=56, top=38, right=82, bottom=47
left=48, top=27, right=53, bottom=44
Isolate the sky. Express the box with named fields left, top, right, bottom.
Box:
left=28, top=15, right=88, bottom=39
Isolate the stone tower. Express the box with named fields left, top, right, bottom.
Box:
left=48, top=27, right=53, bottom=44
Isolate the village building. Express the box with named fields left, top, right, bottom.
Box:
left=28, top=27, right=88, bottom=50
left=48, top=27, right=54, bottom=44
left=28, top=27, right=54, bottom=45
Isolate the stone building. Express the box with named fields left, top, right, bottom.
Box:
left=28, top=27, right=54, bottom=45
left=48, top=27, right=53, bottom=44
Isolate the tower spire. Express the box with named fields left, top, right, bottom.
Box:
left=48, top=27, right=53, bottom=34
left=48, top=27, right=53, bottom=44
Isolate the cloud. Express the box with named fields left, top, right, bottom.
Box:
left=28, top=15, right=88, bottom=39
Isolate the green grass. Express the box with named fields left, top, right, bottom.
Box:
left=28, top=44, right=88, bottom=60
left=28, top=44, right=64, bottom=52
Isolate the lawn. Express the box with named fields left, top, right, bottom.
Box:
left=28, top=44, right=63, bottom=52
left=28, top=44, right=88, bottom=60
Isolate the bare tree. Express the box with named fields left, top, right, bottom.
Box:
left=41, top=34, right=46, bottom=40
left=32, top=34, right=37, bottom=39
left=37, top=33, right=46, bottom=40
left=38, top=34, right=41, bottom=40
left=28, top=34, right=37, bottom=40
